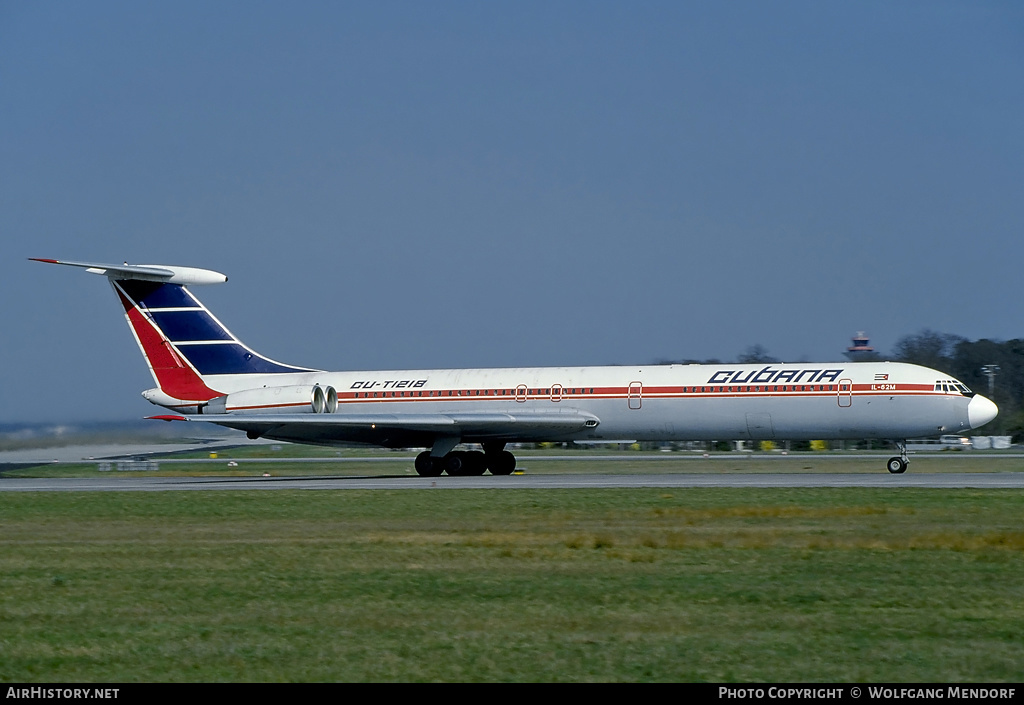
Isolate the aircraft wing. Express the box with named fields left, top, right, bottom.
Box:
left=152, top=409, right=601, bottom=447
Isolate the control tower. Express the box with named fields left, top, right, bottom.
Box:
left=844, top=332, right=881, bottom=361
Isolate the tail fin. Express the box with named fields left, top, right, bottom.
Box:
left=32, top=259, right=317, bottom=409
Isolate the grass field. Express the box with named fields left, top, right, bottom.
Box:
left=1, top=487, right=1022, bottom=682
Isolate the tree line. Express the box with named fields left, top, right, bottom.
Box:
left=887, top=330, right=1022, bottom=438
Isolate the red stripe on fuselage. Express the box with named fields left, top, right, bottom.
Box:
left=332, top=383, right=954, bottom=405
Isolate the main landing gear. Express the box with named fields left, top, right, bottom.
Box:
left=414, top=443, right=517, bottom=477
left=887, top=441, right=909, bottom=474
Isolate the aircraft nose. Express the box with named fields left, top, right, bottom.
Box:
left=968, top=395, right=998, bottom=429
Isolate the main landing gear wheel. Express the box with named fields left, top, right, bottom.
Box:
left=439, top=451, right=485, bottom=476
left=483, top=442, right=517, bottom=476
left=415, top=451, right=442, bottom=477
left=461, top=451, right=488, bottom=476
left=487, top=450, right=517, bottom=475
left=443, top=452, right=465, bottom=476
left=416, top=446, right=519, bottom=477
left=887, top=457, right=908, bottom=474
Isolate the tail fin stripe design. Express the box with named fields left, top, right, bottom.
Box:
left=114, top=279, right=317, bottom=378
left=121, top=279, right=197, bottom=309
left=174, top=343, right=311, bottom=375
left=148, top=311, right=234, bottom=342
left=114, top=285, right=222, bottom=402
left=161, top=340, right=187, bottom=369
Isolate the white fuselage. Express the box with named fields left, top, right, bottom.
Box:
left=189, top=360, right=985, bottom=445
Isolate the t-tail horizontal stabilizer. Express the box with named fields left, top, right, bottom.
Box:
left=29, top=258, right=227, bottom=285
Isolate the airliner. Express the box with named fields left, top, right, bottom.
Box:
left=33, top=258, right=999, bottom=475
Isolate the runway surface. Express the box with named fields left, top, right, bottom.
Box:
left=2, top=472, right=1023, bottom=491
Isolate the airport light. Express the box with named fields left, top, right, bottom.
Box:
left=980, top=364, right=1000, bottom=399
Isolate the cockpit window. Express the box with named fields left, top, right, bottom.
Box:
left=936, top=379, right=974, bottom=396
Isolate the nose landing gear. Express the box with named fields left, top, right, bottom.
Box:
left=886, top=441, right=909, bottom=474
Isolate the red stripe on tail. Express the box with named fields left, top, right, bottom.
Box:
left=116, top=287, right=221, bottom=402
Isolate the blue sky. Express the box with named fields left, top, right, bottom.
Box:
left=2, top=1, right=1022, bottom=422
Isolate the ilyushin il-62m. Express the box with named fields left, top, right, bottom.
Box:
left=33, top=259, right=999, bottom=476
